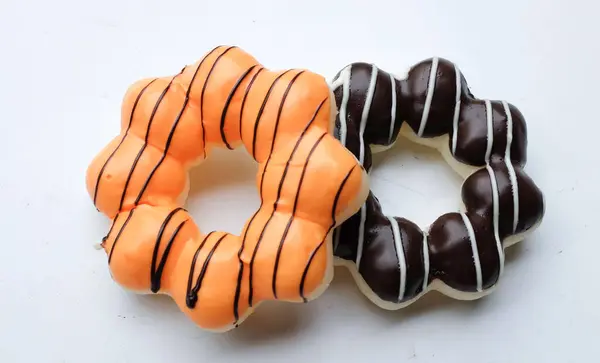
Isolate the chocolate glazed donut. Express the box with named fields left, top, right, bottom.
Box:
left=329, top=59, right=545, bottom=309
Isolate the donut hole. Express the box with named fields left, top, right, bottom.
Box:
left=186, top=147, right=260, bottom=235
left=369, top=135, right=463, bottom=228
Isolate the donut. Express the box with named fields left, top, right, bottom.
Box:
left=329, top=58, right=545, bottom=309
left=85, top=45, right=369, bottom=331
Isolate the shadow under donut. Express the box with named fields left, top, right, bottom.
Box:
left=218, top=300, right=311, bottom=344
left=132, top=293, right=183, bottom=315
left=330, top=266, right=492, bottom=326
left=503, top=241, right=528, bottom=264
left=331, top=240, right=532, bottom=325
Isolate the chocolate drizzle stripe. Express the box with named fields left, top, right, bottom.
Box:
left=189, top=46, right=222, bottom=96
left=118, top=73, right=180, bottom=211
left=460, top=212, right=482, bottom=292
left=108, top=209, right=135, bottom=264
left=502, top=100, right=520, bottom=232
left=251, top=70, right=293, bottom=160
left=220, top=64, right=260, bottom=149
left=486, top=165, right=504, bottom=277
left=185, top=231, right=216, bottom=309
left=239, top=68, right=265, bottom=144
left=200, top=46, right=237, bottom=158
left=153, top=219, right=188, bottom=293
left=299, top=241, right=324, bottom=303
left=234, top=85, right=310, bottom=315
left=186, top=234, right=228, bottom=309
left=387, top=72, right=397, bottom=145
left=233, top=210, right=259, bottom=322
left=484, top=100, right=494, bottom=163
left=271, top=71, right=306, bottom=154
left=451, top=64, right=462, bottom=155
left=388, top=216, right=407, bottom=301
left=102, top=213, right=120, bottom=245
left=287, top=100, right=328, bottom=210
left=290, top=131, right=328, bottom=213
left=92, top=78, right=157, bottom=208
left=132, top=111, right=184, bottom=205
left=261, top=70, right=306, bottom=191
left=254, top=98, right=327, bottom=307
left=354, top=204, right=367, bottom=269
left=271, top=132, right=328, bottom=298
left=299, top=165, right=357, bottom=301
left=247, top=70, right=304, bottom=305
left=186, top=45, right=223, bottom=101
left=133, top=52, right=230, bottom=204
left=150, top=207, right=184, bottom=293
left=233, top=72, right=307, bottom=310
left=417, top=57, right=438, bottom=137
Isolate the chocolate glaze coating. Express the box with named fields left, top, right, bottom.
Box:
left=400, top=59, right=466, bottom=137
left=428, top=212, right=482, bottom=292
left=453, top=99, right=527, bottom=167
left=335, top=193, right=427, bottom=303
left=514, top=169, right=545, bottom=233
left=330, top=58, right=545, bottom=305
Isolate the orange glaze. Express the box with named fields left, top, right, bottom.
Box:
left=85, top=45, right=368, bottom=331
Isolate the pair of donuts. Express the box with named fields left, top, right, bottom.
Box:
left=85, top=45, right=545, bottom=332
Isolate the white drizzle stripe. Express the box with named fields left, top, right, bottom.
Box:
left=484, top=100, right=494, bottom=163
left=355, top=204, right=367, bottom=269
left=359, top=65, right=378, bottom=163
left=451, top=64, right=462, bottom=155
left=502, top=101, right=520, bottom=233
left=460, top=212, right=483, bottom=292
left=388, top=73, right=397, bottom=144
left=486, top=165, right=505, bottom=277
left=388, top=216, right=407, bottom=301
left=417, top=57, right=438, bottom=137
left=339, top=65, right=351, bottom=146
left=421, top=233, right=429, bottom=293
left=330, top=66, right=348, bottom=90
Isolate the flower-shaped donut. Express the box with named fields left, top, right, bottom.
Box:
left=330, top=58, right=545, bottom=309
left=85, top=45, right=368, bottom=331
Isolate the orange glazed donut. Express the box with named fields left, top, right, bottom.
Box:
left=85, top=45, right=369, bottom=332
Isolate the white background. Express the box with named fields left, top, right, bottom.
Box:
left=0, top=0, right=597, bottom=362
